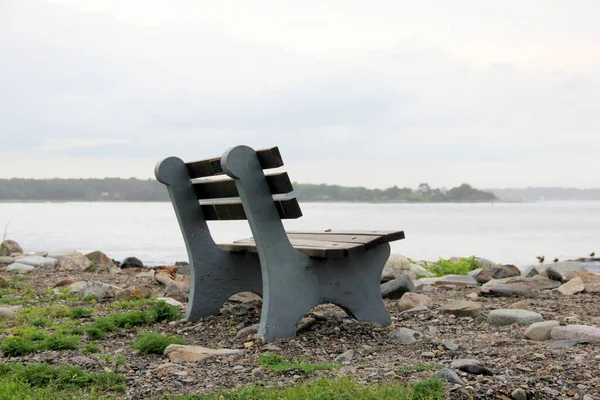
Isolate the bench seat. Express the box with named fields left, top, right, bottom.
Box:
left=219, top=230, right=405, bottom=258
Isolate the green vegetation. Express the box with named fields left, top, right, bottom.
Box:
left=422, top=257, right=482, bottom=277
left=70, top=308, right=93, bottom=319
left=0, top=332, right=80, bottom=356
left=82, top=343, right=101, bottom=355
left=133, top=332, right=184, bottom=355
left=258, top=353, right=338, bottom=373
left=171, top=377, right=445, bottom=400
left=0, top=178, right=497, bottom=203
left=0, top=363, right=125, bottom=399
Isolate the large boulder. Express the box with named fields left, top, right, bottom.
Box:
left=0, top=240, right=23, bottom=256
left=475, top=264, right=521, bottom=284
left=121, top=256, right=144, bottom=270
left=381, top=254, right=413, bottom=281
left=0, top=256, right=14, bottom=265
left=546, top=261, right=586, bottom=282
left=58, top=252, right=93, bottom=271
left=85, top=251, right=119, bottom=273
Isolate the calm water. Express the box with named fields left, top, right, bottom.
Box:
left=1, top=201, right=598, bottom=267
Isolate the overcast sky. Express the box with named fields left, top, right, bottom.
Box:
left=1, top=0, right=599, bottom=188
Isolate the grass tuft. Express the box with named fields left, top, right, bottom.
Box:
left=133, top=332, right=184, bottom=355
left=259, top=353, right=338, bottom=373
left=424, top=256, right=481, bottom=277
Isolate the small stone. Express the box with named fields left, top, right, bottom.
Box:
left=156, top=297, right=185, bottom=308
left=508, top=300, right=531, bottom=310
left=297, top=317, right=317, bottom=331
left=550, top=325, right=600, bottom=343
left=466, top=292, right=479, bottom=300
left=487, top=309, right=543, bottom=326
left=82, top=281, right=123, bottom=299
left=421, top=351, right=435, bottom=358
left=524, top=321, right=560, bottom=341
left=398, top=293, right=432, bottom=311
left=511, top=388, right=527, bottom=400
left=557, top=277, right=585, bottom=295
left=439, top=300, right=482, bottom=318
left=235, top=324, right=259, bottom=340
left=475, top=264, right=521, bottom=284
left=434, top=368, right=463, bottom=384
left=229, top=292, right=261, bottom=303
left=398, top=306, right=429, bottom=319
left=450, top=359, right=482, bottom=369
left=264, top=344, right=281, bottom=351
left=381, top=275, right=415, bottom=299
left=389, top=327, right=422, bottom=344
left=334, top=349, right=354, bottom=363
left=442, top=342, right=459, bottom=351
left=164, top=345, right=241, bottom=362
left=457, top=364, right=493, bottom=375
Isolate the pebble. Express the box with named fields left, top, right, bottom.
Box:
left=487, top=309, right=543, bottom=326
left=388, top=327, right=422, bottom=345
left=434, top=368, right=463, bottom=384
left=421, top=351, right=435, bottom=358
left=524, top=320, right=560, bottom=341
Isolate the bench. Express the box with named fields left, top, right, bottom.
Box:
left=155, top=145, right=405, bottom=341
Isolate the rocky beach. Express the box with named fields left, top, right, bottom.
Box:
left=0, top=239, right=599, bottom=399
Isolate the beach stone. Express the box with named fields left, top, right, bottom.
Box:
left=381, top=275, right=415, bottom=299
left=530, top=276, right=562, bottom=290
left=511, top=388, right=528, bottom=400
left=468, top=268, right=483, bottom=279
left=16, top=255, right=58, bottom=269
left=508, top=300, right=531, bottom=310
left=381, top=254, right=413, bottom=281
left=389, top=327, right=422, bottom=344
left=398, top=293, right=432, bottom=311
left=83, top=281, right=123, bottom=299
left=434, top=274, right=478, bottom=287
left=47, top=250, right=78, bottom=259
left=439, top=300, right=482, bottom=318
left=7, top=262, right=35, bottom=274
left=156, top=297, right=185, bottom=308
left=473, top=257, right=499, bottom=269
left=121, top=256, right=144, bottom=270
left=0, top=256, right=14, bottom=265
left=229, top=292, right=261, bottom=303
left=487, top=309, right=543, bottom=326
left=398, top=306, right=429, bottom=319
left=420, top=277, right=441, bottom=286
left=334, top=349, right=354, bottom=363
left=412, top=279, right=424, bottom=291
left=450, top=359, right=482, bottom=369
left=58, top=252, right=93, bottom=271
left=67, top=281, right=87, bottom=294
left=115, top=286, right=152, bottom=300
left=558, top=277, right=585, bottom=295
left=85, top=250, right=119, bottom=273
left=550, top=325, right=600, bottom=343
left=524, top=320, right=560, bottom=341
left=0, top=240, right=23, bottom=256
left=164, top=345, right=241, bottom=362
left=434, top=368, right=463, bottom=384
left=475, top=264, right=521, bottom=284
left=235, top=324, right=259, bottom=340
left=522, top=264, right=548, bottom=278
left=480, top=280, right=539, bottom=298
left=546, top=261, right=585, bottom=282
left=0, top=306, right=17, bottom=320
left=583, top=282, right=600, bottom=294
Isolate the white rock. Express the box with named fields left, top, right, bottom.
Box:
left=551, top=325, right=600, bottom=343
left=83, top=281, right=123, bottom=299
left=487, top=309, right=543, bottom=326
left=7, top=262, right=35, bottom=273
left=164, top=344, right=241, bottom=362
left=557, top=277, right=585, bottom=295
left=16, top=255, right=58, bottom=269
left=156, top=297, right=185, bottom=308
left=524, top=320, right=560, bottom=341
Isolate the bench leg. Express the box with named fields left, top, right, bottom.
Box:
left=186, top=252, right=263, bottom=321
left=316, top=244, right=392, bottom=327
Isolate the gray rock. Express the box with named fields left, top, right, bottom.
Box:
left=550, top=325, right=600, bottom=343
left=457, top=364, right=493, bottom=375
left=480, top=277, right=540, bottom=297
left=334, top=349, right=354, bottom=363
left=524, top=321, right=560, bottom=341
left=412, top=279, right=424, bottom=291
left=450, top=359, right=482, bottom=369
left=265, top=344, right=281, bottom=351
left=121, top=256, right=144, bottom=270
left=69, top=356, right=98, bottom=366
left=545, top=339, right=589, bottom=348
left=83, top=281, right=123, bottom=299
left=439, top=300, right=482, bottom=318
left=229, top=292, right=262, bottom=303
left=58, top=252, right=93, bottom=271
left=389, top=327, right=422, bottom=344
left=0, top=240, right=23, bottom=256
left=468, top=268, right=483, bottom=278
left=529, top=276, right=562, bottom=290
left=381, top=275, right=415, bottom=299
left=85, top=250, right=119, bottom=273
left=546, top=261, right=586, bottom=282
left=434, top=274, right=479, bottom=287
left=420, top=277, right=442, bottom=286
left=156, top=297, right=185, bottom=308
left=442, top=342, right=459, bottom=351
left=473, top=257, right=500, bottom=270
left=0, top=256, right=14, bottom=265
left=235, top=323, right=259, bottom=340
left=475, top=264, right=521, bottom=284
left=410, top=263, right=435, bottom=278
left=0, top=307, right=17, bottom=319
left=398, top=293, right=432, bottom=311
left=68, top=281, right=88, bottom=294
left=511, top=388, right=528, bottom=400
left=381, top=254, right=413, bottom=281
left=398, top=306, right=429, bottom=319
left=7, top=262, right=35, bottom=273
left=522, top=264, right=548, bottom=278
left=487, top=309, right=543, bottom=326
left=434, top=368, right=463, bottom=384
left=16, top=255, right=58, bottom=269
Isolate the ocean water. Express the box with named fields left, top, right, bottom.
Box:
left=1, top=201, right=598, bottom=268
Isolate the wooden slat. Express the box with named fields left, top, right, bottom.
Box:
left=286, top=230, right=405, bottom=247
left=186, top=147, right=284, bottom=178
left=218, top=241, right=346, bottom=259
left=193, top=172, right=293, bottom=199
left=200, top=197, right=302, bottom=220
left=234, top=237, right=365, bottom=254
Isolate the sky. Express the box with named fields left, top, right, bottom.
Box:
left=1, top=0, right=599, bottom=188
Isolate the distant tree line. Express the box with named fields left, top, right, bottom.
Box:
left=0, top=178, right=498, bottom=203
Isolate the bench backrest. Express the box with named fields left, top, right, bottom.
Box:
left=169, top=147, right=302, bottom=221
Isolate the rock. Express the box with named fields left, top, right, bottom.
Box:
left=546, top=261, right=585, bottom=282
left=479, top=279, right=539, bottom=298
left=297, top=317, right=316, bottom=331
left=557, top=277, right=585, bottom=295
left=82, top=281, right=123, bottom=299
left=156, top=297, right=185, bottom=308
left=68, top=281, right=88, bottom=294
left=398, top=306, right=429, bottom=319
left=511, top=388, right=528, bottom=400
left=583, top=282, right=600, bottom=294
left=7, top=262, right=35, bottom=273
left=529, top=276, right=562, bottom=290
left=545, top=339, right=590, bottom=348
left=466, top=292, right=479, bottom=299
left=69, top=356, right=98, bottom=366
left=410, top=263, right=435, bottom=278
left=164, top=344, right=241, bottom=362
left=0, top=306, right=17, bottom=319
left=47, top=250, right=78, bottom=259
left=121, top=257, right=144, bottom=270
left=522, top=264, right=548, bottom=278
left=524, top=321, right=560, bottom=341
left=473, top=257, right=500, bottom=269
left=412, top=280, right=424, bottom=291
left=115, top=286, right=152, bottom=300
left=475, top=264, right=521, bottom=284
left=434, top=368, right=463, bottom=384
left=164, top=282, right=189, bottom=303
left=442, top=342, right=459, bottom=351
left=420, top=277, right=441, bottom=286
left=381, top=275, right=415, bottom=299
left=487, top=309, right=543, bottom=326
left=58, top=252, right=93, bottom=271
left=508, top=300, right=531, bottom=310
left=550, top=325, right=600, bottom=343
left=0, top=276, right=8, bottom=287
left=264, top=344, right=281, bottom=351
left=16, top=255, right=58, bottom=269
left=334, top=349, right=354, bottom=363
left=468, top=268, right=483, bottom=279
left=0, top=256, right=14, bottom=265
left=52, top=279, right=75, bottom=288
left=0, top=240, right=23, bottom=256
left=388, top=327, right=422, bottom=344
left=381, top=254, right=413, bottom=281
left=434, top=274, right=479, bottom=287
left=439, top=300, right=482, bottom=318
left=421, top=351, right=435, bottom=358
left=235, top=324, right=259, bottom=340
left=174, top=261, right=190, bottom=275
left=398, top=293, right=432, bottom=311
left=456, top=364, right=493, bottom=375
left=450, top=359, right=482, bottom=369
left=85, top=251, right=119, bottom=273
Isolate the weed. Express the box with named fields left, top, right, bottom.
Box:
left=82, top=343, right=101, bottom=355
left=0, top=336, right=38, bottom=356
left=258, top=353, right=338, bottom=373
left=411, top=377, right=446, bottom=400
left=150, top=301, right=182, bottom=323
left=71, top=308, right=93, bottom=319
left=109, top=298, right=156, bottom=310
left=40, top=334, right=80, bottom=351
left=133, top=332, right=184, bottom=355
left=83, top=295, right=98, bottom=302
left=425, top=256, right=481, bottom=277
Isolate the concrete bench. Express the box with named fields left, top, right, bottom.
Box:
left=155, top=145, right=405, bottom=341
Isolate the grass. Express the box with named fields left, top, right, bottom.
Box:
left=258, top=353, right=338, bottom=373
left=133, top=332, right=184, bottom=355
left=170, top=377, right=446, bottom=400
left=1, top=332, right=80, bottom=356
left=0, top=362, right=125, bottom=399
left=70, top=308, right=93, bottom=319
left=82, top=343, right=101, bottom=355
left=423, top=257, right=482, bottom=277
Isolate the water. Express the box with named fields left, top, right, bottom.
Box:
left=1, top=201, right=598, bottom=267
